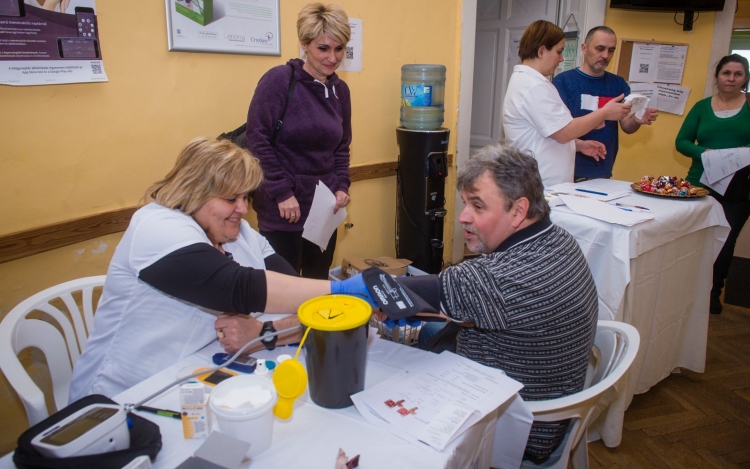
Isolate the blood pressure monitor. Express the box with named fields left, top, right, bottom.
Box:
left=31, top=404, right=130, bottom=458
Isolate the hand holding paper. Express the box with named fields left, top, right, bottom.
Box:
left=624, top=93, right=650, bottom=120
left=302, top=181, right=347, bottom=251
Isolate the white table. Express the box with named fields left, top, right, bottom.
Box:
left=115, top=333, right=532, bottom=469
left=0, top=331, right=531, bottom=469
left=550, top=179, right=730, bottom=447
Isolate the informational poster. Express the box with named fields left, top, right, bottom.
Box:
left=655, top=84, right=690, bottom=115
left=165, top=0, right=281, bottom=56
left=337, top=18, right=362, bottom=73
left=628, top=42, right=687, bottom=85
left=0, top=0, right=107, bottom=86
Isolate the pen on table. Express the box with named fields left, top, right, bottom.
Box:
left=575, top=188, right=608, bottom=196
left=614, top=202, right=650, bottom=211
left=136, top=405, right=182, bottom=420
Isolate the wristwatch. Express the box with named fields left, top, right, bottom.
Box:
left=260, top=321, right=277, bottom=351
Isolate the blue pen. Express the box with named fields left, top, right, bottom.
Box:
left=575, top=188, right=608, bottom=196
left=615, top=202, right=650, bottom=211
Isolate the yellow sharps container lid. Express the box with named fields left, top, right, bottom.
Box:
left=297, top=295, right=372, bottom=331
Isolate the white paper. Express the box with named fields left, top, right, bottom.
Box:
left=628, top=83, right=658, bottom=110
left=624, top=93, right=649, bottom=119
left=700, top=147, right=750, bottom=184
left=508, top=33, right=523, bottom=60
left=628, top=43, right=687, bottom=85
left=655, top=84, right=690, bottom=115
left=351, top=351, right=523, bottom=451
left=629, top=43, right=658, bottom=83
left=337, top=18, right=362, bottom=73
left=700, top=171, right=732, bottom=196
left=418, top=401, right=475, bottom=450
left=558, top=194, right=654, bottom=226
left=302, top=181, right=347, bottom=251
left=546, top=180, right=630, bottom=202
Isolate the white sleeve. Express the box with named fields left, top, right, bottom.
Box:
left=517, top=82, right=573, bottom=138
left=129, top=208, right=209, bottom=274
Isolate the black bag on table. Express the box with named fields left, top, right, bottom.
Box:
left=13, top=394, right=162, bottom=469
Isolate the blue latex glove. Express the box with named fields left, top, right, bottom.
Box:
left=330, top=274, right=378, bottom=308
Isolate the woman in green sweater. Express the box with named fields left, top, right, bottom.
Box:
left=676, top=54, right=750, bottom=314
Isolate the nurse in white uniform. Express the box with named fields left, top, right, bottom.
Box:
left=502, top=20, right=631, bottom=187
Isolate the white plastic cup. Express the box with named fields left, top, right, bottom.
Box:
left=209, top=375, right=278, bottom=458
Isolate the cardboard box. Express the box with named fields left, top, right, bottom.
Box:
left=340, top=257, right=412, bottom=279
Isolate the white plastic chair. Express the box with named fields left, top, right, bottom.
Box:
left=519, top=320, right=640, bottom=469
left=0, top=276, right=106, bottom=426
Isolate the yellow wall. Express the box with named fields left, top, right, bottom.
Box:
left=0, top=0, right=463, bottom=454
left=605, top=7, right=717, bottom=182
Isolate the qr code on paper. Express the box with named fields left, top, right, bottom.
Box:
left=639, top=64, right=649, bottom=74
left=346, top=46, right=354, bottom=60
left=91, top=63, right=103, bottom=74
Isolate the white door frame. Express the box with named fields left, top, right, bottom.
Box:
left=451, top=0, right=605, bottom=263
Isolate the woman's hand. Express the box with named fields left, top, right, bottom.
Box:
left=214, top=314, right=263, bottom=354
left=575, top=139, right=607, bottom=161
left=334, top=191, right=350, bottom=214
left=278, top=196, right=301, bottom=223
left=601, top=94, right=631, bottom=121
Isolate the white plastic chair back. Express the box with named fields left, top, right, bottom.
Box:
left=519, top=320, right=640, bottom=469
left=0, top=276, right=106, bottom=426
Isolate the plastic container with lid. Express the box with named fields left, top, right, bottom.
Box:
left=297, top=295, right=371, bottom=409
left=209, top=374, right=277, bottom=457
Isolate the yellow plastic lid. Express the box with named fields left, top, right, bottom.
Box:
left=272, top=359, right=307, bottom=420
left=297, top=295, right=372, bottom=332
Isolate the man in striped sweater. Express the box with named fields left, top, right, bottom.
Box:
left=401, top=144, right=598, bottom=463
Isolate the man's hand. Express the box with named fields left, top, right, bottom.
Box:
left=575, top=139, right=607, bottom=161
left=214, top=314, right=262, bottom=354
left=635, top=107, right=658, bottom=125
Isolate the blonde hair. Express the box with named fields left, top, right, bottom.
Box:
left=143, top=137, right=263, bottom=215
left=297, top=3, right=350, bottom=47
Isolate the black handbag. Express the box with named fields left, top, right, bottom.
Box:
left=218, top=63, right=296, bottom=149
left=13, top=394, right=162, bottom=469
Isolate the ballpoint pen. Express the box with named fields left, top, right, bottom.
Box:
left=575, top=188, right=608, bottom=196
left=614, top=202, right=650, bottom=211
left=136, top=405, right=182, bottom=420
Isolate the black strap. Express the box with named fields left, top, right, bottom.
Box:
left=270, top=63, right=296, bottom=147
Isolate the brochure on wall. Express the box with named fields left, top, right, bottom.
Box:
left=165, top=0, right=281, bottom=56
left=351, top=351, right=523, bottom=451
left=0, top=0, right=107, bottom=86
left=628, top=43, right=687, bottom=85
left=629, top=83, right=658, bottom=109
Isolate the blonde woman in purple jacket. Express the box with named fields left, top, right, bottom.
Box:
left=246, top=3, right=352, bottom=279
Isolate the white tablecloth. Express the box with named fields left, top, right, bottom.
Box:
left=550, top=180, right=730, bottom=447
left=108, top=332, right=532, bottom=469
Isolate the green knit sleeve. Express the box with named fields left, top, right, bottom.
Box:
left=675, top=100, right=707, bottom=160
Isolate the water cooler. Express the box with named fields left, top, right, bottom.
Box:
left=396, top=127, right=449, bottom=274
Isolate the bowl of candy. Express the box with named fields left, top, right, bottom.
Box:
left=631, top=175, right=709, bottom=198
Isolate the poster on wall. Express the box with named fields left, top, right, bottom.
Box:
left=165, top=0, right=280, bottom=56
left=0, top=0, right=107, bottom=86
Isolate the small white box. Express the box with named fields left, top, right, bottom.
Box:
left=180, top=382, right=210, bottom=439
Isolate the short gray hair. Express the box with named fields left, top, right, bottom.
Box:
left=585, top=26, right=616, bottom=43
left=456, top=144, right=549, bottom=219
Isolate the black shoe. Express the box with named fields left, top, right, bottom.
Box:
left=710, top=296, right=722, bottom=314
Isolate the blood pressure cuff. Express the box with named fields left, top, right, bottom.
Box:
left=361, top=267, right=445, bottom=321
left=14, top=394, right=162, bottom=469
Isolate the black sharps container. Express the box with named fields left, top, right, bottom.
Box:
left=396, top=127, right=449, bottom=274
